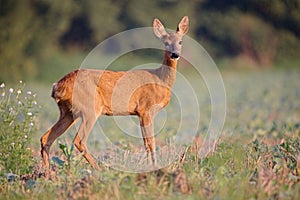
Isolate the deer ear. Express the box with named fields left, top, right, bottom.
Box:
left=177, top=16, right=189, bottom=35
left=153, top=18, right=168, bottom=38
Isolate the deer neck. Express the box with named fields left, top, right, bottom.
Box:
left=158, top=51, right=178, bottom=88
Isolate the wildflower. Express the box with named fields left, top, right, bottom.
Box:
left=19, top=80, right=23, bottom=84
left=9, top=107, right=15, bottom=116
left=24, top=135, right=28, bottom=139
left=17, top=89, right=22, bottom=94
left=9, top=88, right=14, bottom=93
left=27, top=112, right=33, bottom=116
left=0, top=83, right=4, bottom=88
left=29, top=122, right=34, bottom=126
left=18, top=101, right=22, bottom=105
left=1, top=92, right=5, bottom=97
left=33, top=100, right=37, bottom=105
left=27, top=91, right=32, bottom=95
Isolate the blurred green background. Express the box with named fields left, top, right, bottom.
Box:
left=0, top=0, right=299, bottom=83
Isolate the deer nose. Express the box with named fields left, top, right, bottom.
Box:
left=171, top=52, right=180, bottom=60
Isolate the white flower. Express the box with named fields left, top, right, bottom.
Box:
left=19, top=80, right=23, bottom=84
left=27, top=112, right=33, bottom=116
left=0, top=83, right=5, bottom=88
left=1, top=92, right=5, bottom=97
left=17, top=89, right=22, bottom=94
left=24, top=135, right=28, bottom=139
left=9, top=88, right=14, bottom=93
left=18, top=101, right=22, bottom=105
left=33, top=100, right=37, bottom=105
left=27, top=91, right=32, bottom=95
left=29, top=122, right=34, bottom=126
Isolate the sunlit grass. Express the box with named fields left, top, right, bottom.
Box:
left=0, top=69, right=299, bottom=199
left=0, top=81, right=39, bottom=176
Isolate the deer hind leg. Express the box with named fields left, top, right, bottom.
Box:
left=139, top=114, right=157, bottom=166
left=73, top=114, right=100, bottom=170
left=40, top=112, right=75, bottom=169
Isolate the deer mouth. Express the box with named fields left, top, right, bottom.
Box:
left=170, top=52, right=180, bottom=60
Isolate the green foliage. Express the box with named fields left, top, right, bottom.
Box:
left=1, top=0, right=300, bottom=83
left=0, top=70, right=299, bottom=199
left=1, top=135, right=299, bottom=199
left=246, top=136, right=300, bottom=197
left=196, top=2, right=300, bottom=68
left=51, top=140, right=85, bottom=171
left=84, top=0, right=123, bottom=42
left=0, top=0, right=80, bottom=82
left=0, top=81, right=38, bottom=175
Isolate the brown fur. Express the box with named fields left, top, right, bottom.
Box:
left=41, top=16, right=189, bottom=170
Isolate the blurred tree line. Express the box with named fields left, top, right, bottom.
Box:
left=0, top=0, right=299, bottom=82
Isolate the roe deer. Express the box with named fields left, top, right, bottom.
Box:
left=40, top=16, right=189, bottom=170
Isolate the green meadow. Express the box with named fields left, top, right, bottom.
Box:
left=1, top=69, right=299, bottom=199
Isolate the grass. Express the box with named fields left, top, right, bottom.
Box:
left=0, top=82, right=39, bottom=176
left=0, top=69, right=299, bottom=199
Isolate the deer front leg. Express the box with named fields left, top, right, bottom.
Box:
left=139, top=114, right=157, bottom=166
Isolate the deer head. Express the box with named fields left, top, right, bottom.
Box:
left=153, top=16, right=189, bottom=60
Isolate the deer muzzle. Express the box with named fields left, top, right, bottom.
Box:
left=170, top=52, right=180, bottom=60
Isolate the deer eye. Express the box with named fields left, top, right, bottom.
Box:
left=179, top=41, right=183, bottom=45
left=164, top=42, right=170, bottom=47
